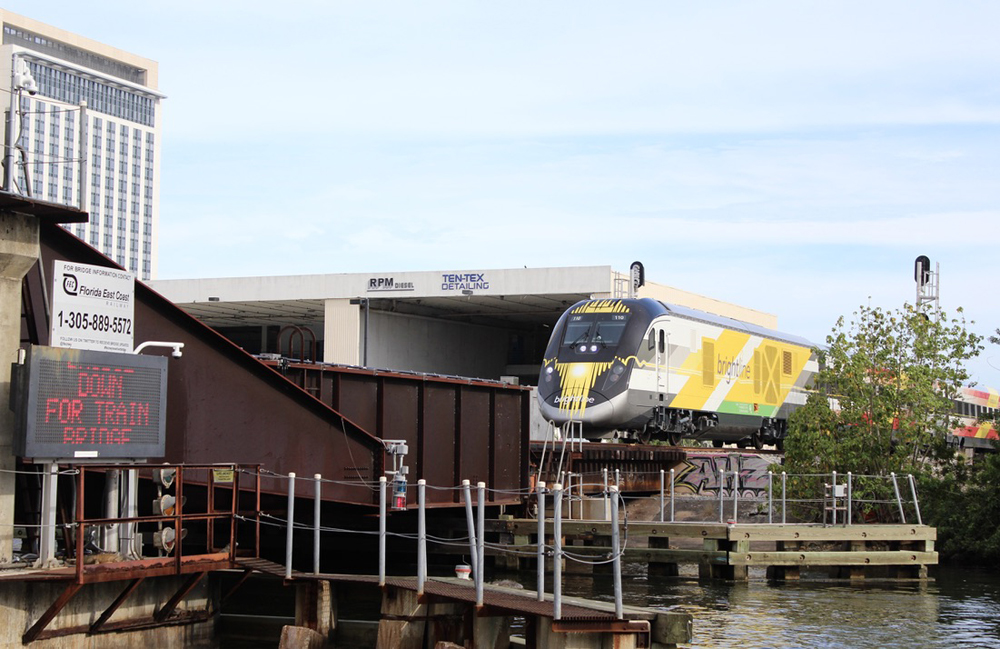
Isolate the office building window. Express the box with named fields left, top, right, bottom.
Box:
left=23, top=58, right=155, bottom=126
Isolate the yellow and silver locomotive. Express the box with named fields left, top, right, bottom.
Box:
left=537, top=298, right=817, bottom=448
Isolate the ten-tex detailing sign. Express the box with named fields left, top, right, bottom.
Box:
left=365, top=272, right=492, bottom=294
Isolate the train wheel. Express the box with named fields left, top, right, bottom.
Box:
left=752, top=431, right=764, bottom=450
left=636, top=429, right=652, bottom=445
left=667, top=431, right=682, bottom=446
left=712, top=440, right=724, bottom=448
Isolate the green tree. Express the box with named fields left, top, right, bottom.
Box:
left=920, top=451, right=1000, bottom=563
left=784, top=302, right=982, bottom=521
left=918, top=329, right=1000, bottom=562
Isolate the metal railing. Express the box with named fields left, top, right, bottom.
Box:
left=63, top=463, right=261, bottom=583
left=527, top=464, right=924, bottom=527
left=269, top=466, right=926, bottom=622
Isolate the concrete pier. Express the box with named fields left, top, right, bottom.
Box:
left=0, top=208, right=39, bottom=563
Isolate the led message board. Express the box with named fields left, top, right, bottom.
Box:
left=13, top=345, right=168, bottom=460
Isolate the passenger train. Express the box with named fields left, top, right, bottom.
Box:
left=537, top=298, right=818, bottom=448
left=949, top=386, right=1000, bottom=452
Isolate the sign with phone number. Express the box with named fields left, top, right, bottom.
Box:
left=51, top=261, right=135, bottom=353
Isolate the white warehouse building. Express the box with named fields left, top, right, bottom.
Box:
left=150, top=265, right=776, bottom=385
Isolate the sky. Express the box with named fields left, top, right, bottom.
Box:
left=13, top=1, right=1000, bottom=385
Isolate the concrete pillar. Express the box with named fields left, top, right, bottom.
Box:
left=473, top=614, right=512, bottom=649
left=0, top=210, right=40, bottom=563
left=294, top=581, right=335, bottom=640
left=278, top=625, right=324, bottom=649
left=653, top=611, right=694, bottom=647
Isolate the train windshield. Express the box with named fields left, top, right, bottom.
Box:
left=561, top=313, right=630, bottom=348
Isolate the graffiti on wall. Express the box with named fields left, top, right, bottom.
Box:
left=673, top=451, right=782, bottom=498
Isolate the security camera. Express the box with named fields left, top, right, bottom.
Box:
left=13, top=60, right=38, bottom=95
left=171, top=347, right=183, bottom=359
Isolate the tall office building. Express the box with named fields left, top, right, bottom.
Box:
left=1, top=10, right=162, bottom=279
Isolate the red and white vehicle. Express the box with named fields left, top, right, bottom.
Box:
left=950, top=386, right=1000, bottom=452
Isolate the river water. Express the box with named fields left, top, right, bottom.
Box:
left=543, top=565, right=1000, bottom=648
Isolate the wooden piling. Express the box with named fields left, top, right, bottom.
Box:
left=486, top=519, right=937, bottom=582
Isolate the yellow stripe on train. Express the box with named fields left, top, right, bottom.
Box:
left=554, top=360, right=613, bottom=418
left=571, top=300, right=630, bottom=315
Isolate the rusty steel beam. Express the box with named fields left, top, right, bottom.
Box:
left=89, top=577, right=145, bottom=634
left=22, top=582, right=82, bottom=644
left=77, top=555, right=232, bottom=584
left=531, top=442, right=687, bottom=492
left=34, top=610, right=214, bottom=642
left=28, top=224, right=385, bottom=509
left=221, top=569, right=255, bottom=607
left=267, top=359, right=531, bottom=506
left=154, top=572, right=206, bottom=623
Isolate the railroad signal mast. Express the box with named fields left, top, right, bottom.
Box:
left=914, top=255, right=939, bottom=312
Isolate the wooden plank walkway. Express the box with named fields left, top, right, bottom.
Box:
left=488, top=519, right=937, bottom=581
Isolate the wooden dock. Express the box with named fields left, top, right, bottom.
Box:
left=234, top=558, right=693, bottom=648
left=488, top=518, right=938, bottom=581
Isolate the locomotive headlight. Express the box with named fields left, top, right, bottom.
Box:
left=590, top=344, right=599, bottom=352
left=602, top=360, right=629, bottom=391
left=544, top=366, right=554, bottom=382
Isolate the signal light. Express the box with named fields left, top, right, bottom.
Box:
left=153, top=467, right=176, bottom=489
left=391, top=475, right=407, bottom=511
left=151, top=465, right=185, bottom=556
left=914, top=255, right=931, bottom=287
left=154, top=494, right=175, bottom=516
left=153, top=494, right=186, bottom=516
left=153, top=526, right=188, bottom=553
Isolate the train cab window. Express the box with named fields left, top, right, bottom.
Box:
left=658, top=330, right=665, bottom=354
left=594, top=317, right=628, bottom=346
left=563, top=319, right=591, bottom=347
left=648, top=330, right=655, bottom=351
left=562, top=313, right=630, bottom=348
